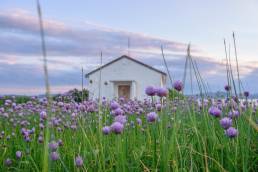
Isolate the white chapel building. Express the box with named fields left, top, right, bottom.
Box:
left=85, top=55, right=167, bottom=100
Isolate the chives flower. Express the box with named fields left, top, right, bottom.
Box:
left=75, top=156, right=83, bottom=167
left=173, top=80, right=183, bottom=92
left=208, top=106, right=222, bottom=117
left=220, top=117, right=232, bottom=129
left=70, top=124, right=77, bottom=130
left=228, top=110, right=240, bottom=118
left=110, top=101, right=120, bottom=110
left=40, top=111, right=47, bottom=120
left=136, top=118, right=142, bottom=125
left=57, top=139, right=63, bottom=146
left=157, top=88, right=168, bottom=97
left=244, top=91, right=249, bottom=97
left=145, top=86, right=156, bottom=96
left=50, top=151, right=59, bottom=161
left=16, top=151, right=22, bottom=159
left=114, top=108, right=124, bottom=116
left=49, top=141, right=58, bottom=152
left=225, top=127, right=238, bottom=138
left=102, top=126, right=111, bottom=135
left=111, top=122, right=124, bottom=134
left=147, top=112, right=158, bottom=122
left=114, top=115, right=127, bottom=124
left=224, top=85, right=231, bottom=91
left=155, top=103, right=162, bottom=111
left=4, top=158, right=12, bottom=166
left=38, top=136, right=44, bottom=143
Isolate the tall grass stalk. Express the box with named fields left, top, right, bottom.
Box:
left=36, top=0, right=51, bottom=171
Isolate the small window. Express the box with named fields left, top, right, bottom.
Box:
left=89, top=80, right=93, bottom=84
left=104, top=81, right=108, bottom=85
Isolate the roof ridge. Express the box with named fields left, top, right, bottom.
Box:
left=85, top=55, right=167, bottom=77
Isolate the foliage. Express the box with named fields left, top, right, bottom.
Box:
left=0, top=95, right=31, bottom=106
left=168, top=89, right=185, bottom=100
left=53, top=88, right=89, bottom=103
left=0, top=97, right=257, bottom=171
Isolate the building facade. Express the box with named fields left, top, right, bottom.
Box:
left=85, top=55, right=167, bottom=100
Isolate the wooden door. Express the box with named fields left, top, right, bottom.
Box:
left=118, top=85, right=130, bottom=99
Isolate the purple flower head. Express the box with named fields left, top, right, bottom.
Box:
left=228, top=110, right=240, bottom=118
left=50, top=151, right=59, bottom=161
left=75, top=156, right=83, bottom=167
left=224, top=85, right=231, bottom=91
left=110, top=101, right=120, bottom=110
left=136, top=118, right=142, bottom=125
left=57, top=139, right=63, bottom=146
left=155, top=103, right=162, bottom=111
left=102, top=126, right=111, bottom=135
left=147, top=112, right=158, bottom=122
left=111, top=122, right=124, bottom=134
left=40, top=111, right=47, bottom=120
left=4, top=158, right=12, bottom=166
left=173, top=80, right=183, bottom=92
left=114, top=108, right=124, bottom=116
left=232, top=96, right=239, bottom=103
left=57, top=102, right=64, bottom=107
left=70, top=124, right=77, bottom=130
left=49, top=141, right=58, bottom=152
left=39, top=123, right=44, bottom=129
left=220, top=117, right=232, bottom=129
left=16, top=151, right=22, bottom=159
left=145, top=86, right=156, bottom=96
left=208, top=106, right=222, bottom=117
left=114, top=115, right=127, bottom=124
left=244, top=91, right=249, bottom=97
left=71, top=112, right=77, bottom=118
left=157, top=88, right=168, bottom=97
left=225, top=127, right=238, bottom=138
left=38, top=136, right=44, bottom=143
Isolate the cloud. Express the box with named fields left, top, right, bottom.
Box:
left=0, top=9, right=195, bottom=57
left=0, top=9, right=257, bottom=95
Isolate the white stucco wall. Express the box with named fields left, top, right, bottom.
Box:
left=86, top=57, right=166, bottom=100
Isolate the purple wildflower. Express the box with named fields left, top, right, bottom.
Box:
left=173, top=80, right=183, bottom=92
left=220, top=117, right=232, bottom=129
left=38, top=136, right=44, bottom=143
left=51, top=151, right=59, bottom=161
left=244, top=91, right=249, bottom=97
left=136, top=118, right=142, bottom=125
left=147, top=112, right=158, bottom=122
left=224, top=85, right=231, bottom=91
left=155, top=103, right=162, bottom=111
left=114, top=115, right=127, bottom=124
left=114, top=108, right=124, bottom=116
left=102, top=126, right=111, bottom=135
left=40, top=111, right=47, bottom=120
left=208, top=106, right=222, bottom=117
left=111, top=122, right=124, bottom=134
left=58, top=139, right=63, bottom=146
left=228, top=110, right=240, bottom=118
left=225, top=127, right=238, bottom=138
left=4, top=158, right=12, bottom=166
left=110, top=101, right=120, bottom=110
left=16, top=151, right=22, bottom=159
left=145, top=86, right=156, bottom=96
left=49, top=141, right=58, bottom=152
left=157, top=88, right=168, bottom=97
left=75, top=156, right=83, bottom=167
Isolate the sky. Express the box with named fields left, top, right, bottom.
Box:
left=0, top=0, right=258, bottom=95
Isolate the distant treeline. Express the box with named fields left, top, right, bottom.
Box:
left=0, top=88, right=89, bottom=106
